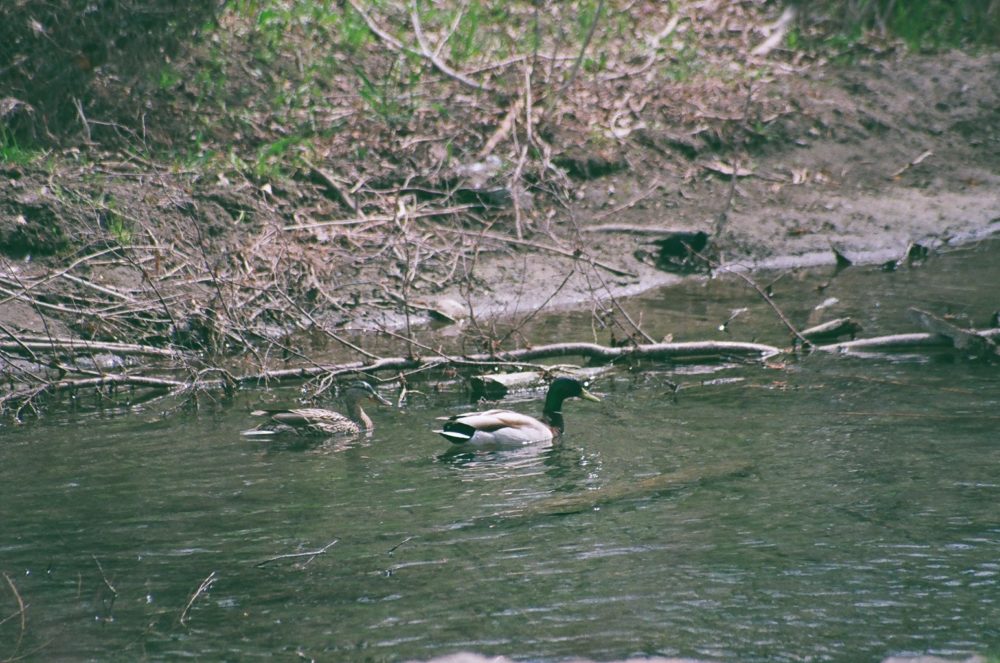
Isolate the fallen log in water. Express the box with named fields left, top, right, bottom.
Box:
left=815, top=327, right=1000, bottom=355
left=907, top=308, right=1000, bottom=357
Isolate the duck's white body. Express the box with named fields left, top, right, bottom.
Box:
left=436, top=409, right=556, bottom=446
left=435, top=377, right=600, bottom=447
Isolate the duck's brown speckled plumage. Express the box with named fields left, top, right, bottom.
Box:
left=252, top=381, right=390, bottom=436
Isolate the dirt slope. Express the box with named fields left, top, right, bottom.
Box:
left=2, top=30, right=998, bottom=344
left=455, top=49, right=1000, bottom=320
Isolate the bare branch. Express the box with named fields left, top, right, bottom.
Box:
left=557, top=0, right=605, bottom=95
left=410, top=0, right=494, bottom=92
left=344, top=0, right=492, bottom=92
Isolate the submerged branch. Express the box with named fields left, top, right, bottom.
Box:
left=499, top=460, right=754, bottom=518
left=714, top=261, right=808, bottom=345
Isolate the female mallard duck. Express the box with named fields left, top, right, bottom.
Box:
left=436, top=376, right=600, bottom=446
left=251, top=381, right=390, bottom=436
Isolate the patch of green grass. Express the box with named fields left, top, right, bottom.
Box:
left=254, top=134, right=309, bottom=179
left=338, top=3, right=371, bottom=50
left=582, top=51, right=607, bottom=74
left=575, top=0, right=603, bottom=42
left=82, top=192, right=134, bottom=246
left=106, top=210, right=133, bottom=246
left=0, top=126, right=39, bottom=165
left=355, top=57, right=420, bottom=129
left=888, top=0, right=1000, bottom=49
left=448, top=1, right=485, bottom=64
left=785, top=26, right=800, bottom=50
left=158, top=64, right=182, bottom=91
left=661, top=32, right=702, bottom=83
left=803, top=0, right=1000, bottom=53
left=193, top=56, right=229, bottom=102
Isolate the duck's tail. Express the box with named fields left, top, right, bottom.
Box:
left=435, top=421, right=477, bottom=444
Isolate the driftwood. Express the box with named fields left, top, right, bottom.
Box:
left=16, top=318, right=999, bottom=417
left=581, top=223, right=686, bottom=235
left=487, top=340, right=781, bottom=362
left=0, top=373, right=192, bottom=419
left=255, top=539, right=339, bottom=568
left=907, top=308, right=1000, bottom=357
left=7, top=374, right=187, bottom=394
left=816, top=327, right=1000, bottom=354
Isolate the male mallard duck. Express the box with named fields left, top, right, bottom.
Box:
left=436, top=376, right=600, bottom=446
left=251, top=381, right=390, bottom=436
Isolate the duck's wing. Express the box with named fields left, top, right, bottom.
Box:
left=436, top=408, right=507, bottom=421
left=452, top=410, right=541, bottom=430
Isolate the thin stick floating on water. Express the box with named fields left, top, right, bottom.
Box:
left=179, top=571, right=218, bottom=626
left=92, top=554, right=118, bottom=621
left=2, top=572, right=27, bottom=657
left=255, top=539, right=339, bottom=568
left=91, top=555, right=118, bottom=597
left=387, top=536, right=414, bottom=555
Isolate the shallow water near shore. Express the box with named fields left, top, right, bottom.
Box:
left=1, top=240, right=999, bottom=662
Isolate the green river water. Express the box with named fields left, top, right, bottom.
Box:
left=1, top=238, right=998, bottom=662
